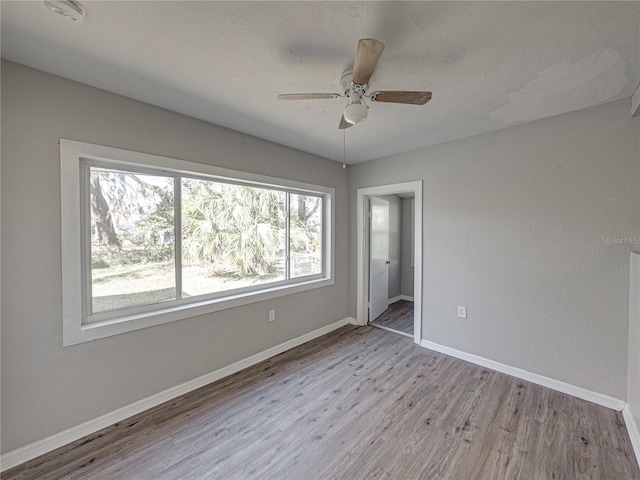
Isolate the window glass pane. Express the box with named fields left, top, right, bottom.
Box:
left=181, top=178, right=286, bottom=297
left=90, top=167, right=175, bottom=313
left=290, top=194, right=323, bottom=278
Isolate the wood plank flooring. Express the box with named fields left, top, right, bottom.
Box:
left=370, top=299, right=414, bottom=334
left=3, top=325, right=639, bottom=479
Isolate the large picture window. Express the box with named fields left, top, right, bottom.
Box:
left=61, top=140, right=333, bottom=345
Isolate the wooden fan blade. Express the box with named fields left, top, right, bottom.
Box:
left=339, top=115, right=353, bottom=130
left=370, top=91, right=432, bottom=105
left=352, top=38, right=385, bottom=86
left=277, top=93, right=341, bottom=100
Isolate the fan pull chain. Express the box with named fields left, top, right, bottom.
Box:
left=343, top=130, right=346, bottom=169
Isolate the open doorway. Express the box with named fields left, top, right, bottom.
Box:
left=356, top=181, right=422, bottom=344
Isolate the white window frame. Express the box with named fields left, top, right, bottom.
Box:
left=61, top=139, right=334, bottom=346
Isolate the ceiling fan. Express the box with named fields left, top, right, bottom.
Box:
left=277, top=38, right=432, bottom=129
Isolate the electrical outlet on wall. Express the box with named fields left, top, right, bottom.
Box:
left=457, top=306, right=467, bottom=319
left=268, top=309, right=276, bottom=322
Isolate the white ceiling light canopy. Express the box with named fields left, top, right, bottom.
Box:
left=44, top=0, right=85, bottom=22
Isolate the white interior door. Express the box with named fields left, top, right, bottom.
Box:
left=369, top=197, right=389, bottom=321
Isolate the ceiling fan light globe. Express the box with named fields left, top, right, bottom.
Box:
left=343, top=102, right=368, bottom=125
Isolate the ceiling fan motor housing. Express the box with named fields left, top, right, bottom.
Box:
left=340, top=69, right=355, bottom=94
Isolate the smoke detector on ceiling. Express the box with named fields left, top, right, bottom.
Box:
left=44, top=0, right=85, bottom=22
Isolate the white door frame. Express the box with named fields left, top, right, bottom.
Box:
left=356, top=181, right=423, bottom=344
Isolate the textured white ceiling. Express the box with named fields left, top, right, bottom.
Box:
left=2, top=1, right=639, bottom=164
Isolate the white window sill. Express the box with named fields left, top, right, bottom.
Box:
left=64, top=277, right=333, bottom=346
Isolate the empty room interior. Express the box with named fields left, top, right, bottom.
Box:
left=2, top=2, right=640, bottom=479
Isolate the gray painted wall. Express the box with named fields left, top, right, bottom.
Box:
left=349, top=99, right=640, bottom=399
left=0, top=61, right=349, bottom=453
left=401, top=198, right=415, bottom=297
left=375, top=195, right=401, bottom=300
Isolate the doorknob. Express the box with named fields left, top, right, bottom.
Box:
left=386, top=261, right=390, bottom=264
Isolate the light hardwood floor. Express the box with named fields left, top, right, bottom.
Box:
left=370, top=299, right=414, bottom=335
left=3, top=325, right=639, bottom=479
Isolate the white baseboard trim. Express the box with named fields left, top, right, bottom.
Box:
left=623, top=404, right=640, bottom=469
left=0, top=317, right=353, bottom=472
left=419, top=339, right=626, bottom=411
left=388, top=295, right=414, bottom=304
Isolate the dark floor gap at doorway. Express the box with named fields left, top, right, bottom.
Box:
left=369, top=299, right=413, bottom=336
